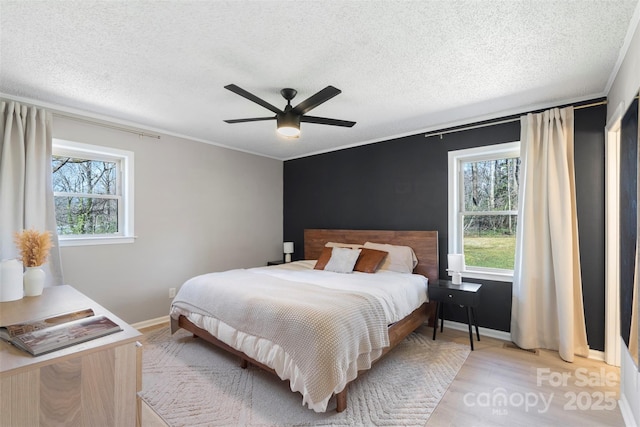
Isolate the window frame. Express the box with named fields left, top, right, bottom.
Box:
left=448, top=141, right=520, bottom=282
left=52, top=139, right=135, bottom=246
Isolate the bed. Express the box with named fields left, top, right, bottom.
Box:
left=169, top=229, right=438, bottom=412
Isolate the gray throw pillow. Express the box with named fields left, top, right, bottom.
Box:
left=323, top=247, right=361, bottom=273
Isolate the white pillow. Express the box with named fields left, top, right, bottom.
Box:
left=323, top=247, right=361, bottom=273
left=363, top=242, right=418, bottom=274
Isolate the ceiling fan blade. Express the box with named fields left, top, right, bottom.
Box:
left=224, top=84, right=283, bottom=114
left=291, top=86, right=342, bottom=115
left=300, top=115, right=356, bottom=127
left=224, top=116, right=276, bottom=124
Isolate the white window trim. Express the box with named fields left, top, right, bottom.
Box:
left=448, top=141, right=520, bottom=283
left=604, top=101, right=623, bottom=367
left=52, top=139, right=135, bottom=246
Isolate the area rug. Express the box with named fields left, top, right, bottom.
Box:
left=139, top=326, right=470, bottom=427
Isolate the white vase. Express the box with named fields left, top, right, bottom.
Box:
left=23, top=266, right=45, bottom=297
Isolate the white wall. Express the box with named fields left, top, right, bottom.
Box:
left=53, top=116, right=283, bottom=324
left=608, top=4, right=640, bottom=425
left=622, top=344, right=640, bottom=426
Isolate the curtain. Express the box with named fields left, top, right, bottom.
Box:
left=0, top=101, right=63, bottom=286
left=511, top=106, right=589, bottom=362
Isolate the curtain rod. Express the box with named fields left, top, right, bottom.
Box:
left=52, top=112, right=161, bottom=140
left=424, top=100, right=608, bottom=139
left=2, top=95, right=162, bottom=139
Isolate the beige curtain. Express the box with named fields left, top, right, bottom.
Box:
left=511, top=106, right=589, bottom=362
left=0, top=101, right=63, bottom=286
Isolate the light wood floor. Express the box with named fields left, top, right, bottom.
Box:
left=139, top=324, right=624, bottom=427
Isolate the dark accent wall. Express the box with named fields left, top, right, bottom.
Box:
left=284, top=102, right=606, bottom=351
left=620, top=97, right=638, bottom=348
left=574, top=104, right=607, bottom=352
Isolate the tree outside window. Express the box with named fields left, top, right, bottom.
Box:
left=52, top=156, right=120, bottom=235
left=52, top=139, right=134, bottom=246
left=448, top=141, right=520, bottom=281
left=462, top=157, right=519, bottom=270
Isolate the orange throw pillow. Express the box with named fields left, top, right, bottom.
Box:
left=314, top=246, right=334, bottom=270
left=354, top=248, right=388, bottom=273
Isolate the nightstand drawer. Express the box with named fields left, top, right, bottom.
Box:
left=429, top=282, right=481, bottom=307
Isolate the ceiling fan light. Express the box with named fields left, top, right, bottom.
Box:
left=277, top=112, right=301, bottom=138
left=277, top=125, right=300, bottom=137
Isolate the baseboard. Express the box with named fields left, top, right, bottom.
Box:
left=441, top=320, right=511, bottom=342
left=132, top=315, right=170, bottom=331
left=588, top=349, right=606, bottom=361
left=136, top=315, right=607, bottom=362
left=619, top=393, right=639, bottom=427
left=440, top=320, right=607, bottom=361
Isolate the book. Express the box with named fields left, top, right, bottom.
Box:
left=0, top=309, right=122, bottom=356
left=0, top=308, right=95, bottom=340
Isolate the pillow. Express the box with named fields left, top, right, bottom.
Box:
left=363, top=242, right=418, bottom=274
left=323, top=247, right=361, bottom=273
left=325, top=241, right=365, bottom=249
left=314, top=246, right=334, bottom=270
left=353, top=248, right=388, bottom=273
left=315, top=247, right=386, bottom=273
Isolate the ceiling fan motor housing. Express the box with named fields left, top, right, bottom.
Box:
left=277, top=111, right=301, bottom=137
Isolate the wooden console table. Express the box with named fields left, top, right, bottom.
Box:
left=0, top=285, right=142, bottom=427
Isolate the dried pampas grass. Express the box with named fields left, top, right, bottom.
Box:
left=14, top=229, right=53, bottom=267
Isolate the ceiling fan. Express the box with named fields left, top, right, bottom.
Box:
left=223, top=84, right=356, bottom=138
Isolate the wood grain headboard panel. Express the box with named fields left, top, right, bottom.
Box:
left=303, top=229, right=439, bottom=283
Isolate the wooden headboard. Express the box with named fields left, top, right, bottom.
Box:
left=303, top=229, right=439, bottom=284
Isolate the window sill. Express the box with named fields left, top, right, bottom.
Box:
left=58, top=236, right=136, bottom=247
left=459, top=269, right=513, bottom=283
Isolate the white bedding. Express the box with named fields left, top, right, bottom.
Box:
left=170, top=260, right=428, bottom=412
left=252, top=260, right=428, bottom=323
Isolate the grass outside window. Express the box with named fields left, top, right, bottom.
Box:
left=464, top=234, right=516, bottom=270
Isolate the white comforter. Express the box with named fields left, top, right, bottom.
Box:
left=252, top=261, right=429, bottom=323
left=170, top=260, right=428, bottom=412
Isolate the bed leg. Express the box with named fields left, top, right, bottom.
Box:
left=336, top=390, right=347, bottom=412
left=240, top=359, right=248, bottom=369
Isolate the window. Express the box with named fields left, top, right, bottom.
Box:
left=448, top=142, right=520, bottom=282
left=52, top=139, right=134, bottom=246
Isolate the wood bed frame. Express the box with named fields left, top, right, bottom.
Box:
left=172, top=229, right=439, bottom=412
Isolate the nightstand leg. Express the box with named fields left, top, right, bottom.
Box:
left=440, top=304, right=444, bottom=332
left=471, top=307, right=480, bottom=341
left=432, top=302, right=440, bottom=340
left=466, top=306, right=474, bottom=351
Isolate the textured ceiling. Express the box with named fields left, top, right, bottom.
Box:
left=1, top=0, right=638, bottom=160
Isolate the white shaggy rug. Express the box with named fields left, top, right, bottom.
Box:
left=139, top=327, right=470, bottom=427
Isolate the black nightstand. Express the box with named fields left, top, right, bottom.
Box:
left=267, top=260, right=285, bottom=266
left=429, top=279, right=482, bottom=350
